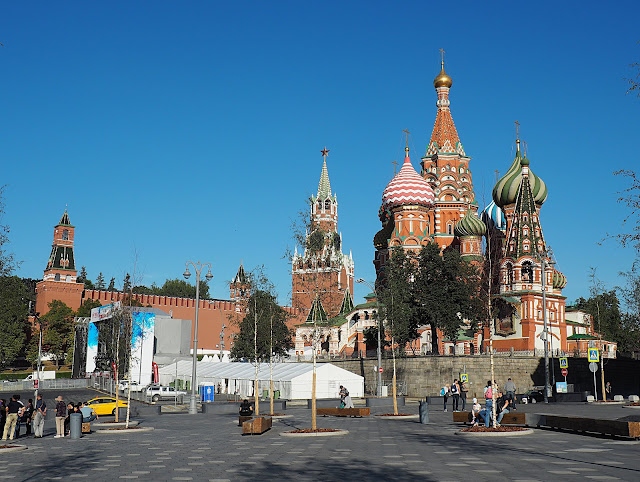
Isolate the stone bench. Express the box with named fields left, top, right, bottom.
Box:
left=317, top=407, right=370, bottom=417
left=242, top=416, right=272, bottom=435
left=531, top=413, right=640, bottom=439
left=452, top=411, right=526, bottom=425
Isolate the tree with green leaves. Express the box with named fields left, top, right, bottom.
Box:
left=0, top=186, right=19, bottom=276
left=377, top=246, right=419, bottom=354
left=77, top=266, right=94, bottom=289
left=108, top=277, right=116, bottom=291
left=76, top=298, right=102, bottom=318
left=414, top=243, right=482, bottom=354
left=95, top=272, right=105, bottom=290
left=231, top=289, right=292, bottom=361
left=41, top=300, right=75, bottom=368
left=0, top=276, right=31, bottom=369
left=123, top=273, right=131, bottom=293
left=155, top=278, right=210, bottom=299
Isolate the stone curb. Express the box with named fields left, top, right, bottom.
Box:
left=280, top=429, right=349, bottom=438
left=95, top=426, right=154, bottom=434
left=0, top=444, right=28, bottom=454
left=455, top=428, right=534, bottom=437
left=375, top=414, right=419, bottom=420
left=621, top=405, right=640, bottom=409
left=92, top=421, right=139, bottom=428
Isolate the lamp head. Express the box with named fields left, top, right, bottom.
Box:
left=355, top=278, right=365, bottom=284
left=205, top=270, right=213, bottom=282
left=183, top=268, right=191, bottom=280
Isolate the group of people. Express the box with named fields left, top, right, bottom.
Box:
left=470, top=378, right=517, bottom=427
left=1, top=394, right=35, bottom=441
left=441, top=378, right=469, bottom=412
left=1, top=394, right=99, bottom=440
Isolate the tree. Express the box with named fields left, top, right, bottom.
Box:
left=155, top=278, right=211, bottom=299
left=231, top=290, right=293, bottom=361
left=627, top=54, right=639, bottom=97
left=123, top=273, right=131, bottom=293
left=0, top=276, right=30, bottom=369
left=414, top=243, right=481, bottom=354
left=575, top=291, right=624, bottom=344
left=76, top=298, right=102, bottom=318
left=41, top=300, right=75, bottom=368
left=95, top=272, right=105, bottom=290
left=610, top=170, right=640, bottom=251
left=77, top=266, right=94, bottom=290
left=378, top=246, right=418, bottom=354
left=108, top=277, right=116, bottom=291
left=0, top=186, right=18, bottom=276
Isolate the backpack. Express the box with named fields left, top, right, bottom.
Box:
left=440, top=387, right=446, bottom=396
left=485, top=386, right=493, bottom=399
left=451, top=384, right=459, bottom=395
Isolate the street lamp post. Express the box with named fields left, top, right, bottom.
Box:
left=538, top=252, right=555, bottom=404
left=356, top=279, right=382, bottom=397
left=183, top=261, right=213, bottom=415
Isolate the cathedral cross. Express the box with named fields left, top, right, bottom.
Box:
left=515, top=120, right=520, bottom=140
left=392, top=159, right=399, bottom=175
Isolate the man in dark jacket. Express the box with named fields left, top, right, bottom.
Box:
left=2, top=395, right=21, bottom=441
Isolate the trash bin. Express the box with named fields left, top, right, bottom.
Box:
left=419, top=400, right=429, bottom=424
left=70, top=413, right=83, bottom=439
left=263, top=390, right=269, bottom=399
left=274, top=390, right=280, bottom=400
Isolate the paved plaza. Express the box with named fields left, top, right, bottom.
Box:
left=1, top=390, right=640, bottom=481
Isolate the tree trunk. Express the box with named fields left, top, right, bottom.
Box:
left=431, top=323, right=439, bottom=355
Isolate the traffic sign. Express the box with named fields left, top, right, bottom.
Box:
left=379, top=367, right=383, bottom=373
left=461, top=373, right=468, bottom=383
left=561, top=368, right=568, bottom=377
left=588, top=348, right=600, bottom=363
left=559, top=357, right=568, bottom=368
left=589, top=362, right=598, bottom=372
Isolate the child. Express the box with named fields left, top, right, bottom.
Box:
left=471, top=397, right=482, bottom=426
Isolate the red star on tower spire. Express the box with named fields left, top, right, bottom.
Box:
left=321, top=147, right=330, bottom=158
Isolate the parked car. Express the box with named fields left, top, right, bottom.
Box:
left=118, top=380, right=145, bottom=392
left=86, top=397, right=128, bottom=415
left=520, top=389, right=545, bottom=403
left=145, top=385, right=187, bottom=402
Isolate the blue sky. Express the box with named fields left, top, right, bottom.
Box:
left=2, top=1, right=639, bottom=307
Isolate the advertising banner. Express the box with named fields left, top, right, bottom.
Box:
left=90, top=301, right=122, bottom=322
left=85, top=321, right=99, bottom=374
left=130, top=311, right=155, bottom=386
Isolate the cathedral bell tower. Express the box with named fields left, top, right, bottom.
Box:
left=35, top=210, right=85, bottom=315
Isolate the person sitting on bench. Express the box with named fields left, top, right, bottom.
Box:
left=80, top=402, right=99, bottom=423
left=239, top=399, right=254, bottom=416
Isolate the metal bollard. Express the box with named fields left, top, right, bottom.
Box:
left=419, top=400, right=430, bottom=424
left=69, top=413, right=83, bottom=439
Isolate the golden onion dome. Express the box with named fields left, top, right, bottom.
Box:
left=433, top=63, right=452, bottom=88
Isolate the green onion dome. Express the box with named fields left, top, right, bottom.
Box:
left=552, top=269, right=567, bottom=289
left=492, top=149, right=547, bottom=208
left=454, top=209, right=487, bottom=237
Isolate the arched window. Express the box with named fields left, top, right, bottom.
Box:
left=324, top=199, right=330, bottom=210
left=521, top=261, right=533, bottom=282
left=62, top=229, right=69, bottom=240
left=506, top=263, right=514, bottom=287
left=447, top=223, right=453, bottom=235
left=317, top=201, right=322, bottom=211
left=55, top=273, right=61, bottom=281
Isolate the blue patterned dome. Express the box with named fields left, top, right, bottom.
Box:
left=481, top=201, right=507, bottom=231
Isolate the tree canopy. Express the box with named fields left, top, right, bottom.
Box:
left=231, top=289, right=293, bottom=362
left=41, top=300, right=76, bottom=368
left=0, top=276, right=31, bottom=369
left=0, top=186, right=18, bottom=276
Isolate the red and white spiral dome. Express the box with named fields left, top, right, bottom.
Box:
left=382, top=147, right=435, bottom=209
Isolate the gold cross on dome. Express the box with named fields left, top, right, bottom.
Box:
left=515, top=120, right=520, bottom=140
left=402, top=128, right=410, bottom=147
left=439, top=48, right=445, bottom=65
left=321, top=147, right=330, bottom=158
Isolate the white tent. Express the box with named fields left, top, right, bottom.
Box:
left=157, top=361, right=364, bottom=400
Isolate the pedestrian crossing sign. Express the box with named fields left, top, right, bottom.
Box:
left=588, top=348, right=600, bottom=363
left=559, top=357, right=568, bottom=368
left=461, top=373, right=468, bottom=383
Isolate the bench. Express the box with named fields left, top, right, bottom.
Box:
left=238, top=415, right=253, bottom=426
left=532, top=414, right=640, bottom=439
left=317, top=408, right=370, bottom=417
left=242, top=416, right=272, bottom=435
left=452, top=411, right=526, bottom=425
left=82, top=422, right=91, bottom=434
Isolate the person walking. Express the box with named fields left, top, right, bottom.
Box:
left=2, top=395, right=21, bottom=441
left=451, top=379, right=460, bottom=411
left=54, top=395, right=66, bottom=438
left=33, top=394, right=47, bottom=438
left=460, top=380, right=469, bottom=411
left=504, top=377, right=517, bottom=410
left=441, top=384, right=450, bottom=412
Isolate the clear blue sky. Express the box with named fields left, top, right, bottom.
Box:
left=2, top=1, right=639, bottom=307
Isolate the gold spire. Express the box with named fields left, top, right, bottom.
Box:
left=433, top=49, right=452, bottom=88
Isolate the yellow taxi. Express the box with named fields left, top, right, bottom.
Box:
left=86, top=396, right=128, bottom=416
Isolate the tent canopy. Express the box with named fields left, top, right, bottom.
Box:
left=158, top=361, right=364, bottom=400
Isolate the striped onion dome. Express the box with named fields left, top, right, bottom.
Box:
left=382, top=147, right=434, bottom=209
left=492, top=148, right=547, bottom=208
left=552, top=269, right=567, bottom=289
left=481, top=201, right=507, bottom=231
left=454, top=209, right=486, bottom=237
